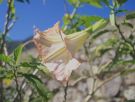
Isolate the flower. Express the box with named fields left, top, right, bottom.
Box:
left=33, top=19, right=107, bottom=83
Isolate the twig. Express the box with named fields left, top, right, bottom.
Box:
left=84, top=72, right=121, bottom=102
left=13, top=69, right=39, bottom=102
left=0, top=0, right=14, bottom=51
left=63, top=2, right=80, bottom=31
left=13, top=67, right=22, bottom=102
left=13, top=40, right=36, bottom=102
left=0, top=0, right=15, bottom=101
left=84, top=43, right=97, bottom=101
left=63, top=81, right=69, bottom=102
left=115, top=15, right=135, bottom=59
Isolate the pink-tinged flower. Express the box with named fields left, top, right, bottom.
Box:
left=33, top=20, right=107, bottom=83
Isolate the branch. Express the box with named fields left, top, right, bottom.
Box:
left=63, top=1, right=80, bottom=31
left=13, top=69, right=39, bottom=102
left=84, top=72, right=121, bottom=102
left=0, top=0, right=14, bottom=52
left=13, top=67, right=22, bottom=102
left=63, top=81, right=69, bottom=102
left=0, top=0, right=15, bottom=102
left=115, top=16, right=135, bottom=59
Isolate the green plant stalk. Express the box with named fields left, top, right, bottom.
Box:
left=0, top=0, right=15, bottom=101
left=13, top=67, right=22, bottom=102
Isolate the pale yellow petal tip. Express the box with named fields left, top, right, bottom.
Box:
left=54, top=21, right=60, bottom=28
left=49, top=21, right=61, bottom=32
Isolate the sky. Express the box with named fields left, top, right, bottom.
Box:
left=0, top=0, right=135, bottom=41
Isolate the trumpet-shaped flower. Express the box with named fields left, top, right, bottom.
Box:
left=33, top=19, right=107, bottom=83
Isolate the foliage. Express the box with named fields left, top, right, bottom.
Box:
left=0, top=0, right=135, bottom=102
left=63, top=0, right=135, bottom=101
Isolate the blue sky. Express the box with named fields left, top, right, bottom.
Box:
left=0, top=0, right=135, bottom=41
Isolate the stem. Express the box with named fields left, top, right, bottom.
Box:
left=114, top=11, right=135, bottom=59
left=13, top=67, right=22, bottom=102
left=63, top=2, right=80, bottom=31
left=12, top=40, right=35, bottom=101
left=0, top=0, right=14, bottom=51
left=63, top=81, right=69, bottom=102
left=13, top=69, right=39, bottom=102
left=84, top=43, right=97, bottom=101
left=84, top=72, right=121, bottom=102
left=0, top=0, right=15, bottom=101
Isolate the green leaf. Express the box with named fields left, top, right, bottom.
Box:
left=115, top=0, right=127, bottom=8
left=80, top=15, right=103, bottom=27
left=116, top=60, right=135, bottom=65
left=0, top=54, right=11, bottom=63
left=92, top=29, right=110, bottom=39
left=101, top=0, right=109, bottom=6
left=13, top=44, right=24, bottom=64
left=92, top=19, right=108, bottom=31
left=115, top=9, right=127, bottom=14
left=80, top=0, right=102, bottom=8
left=118, top=42, right=133, bottom=55
left=20, top=62, right=40, bottom=68
left=0, top=68, right=14, bottom=79
left=63, top=14, right=71, bottom=25
left=23, top=74, right=52, bottom=101
left=20, top=61, right=51, bottom=77
left=10, top=0, right=16, bottom=18
left=126, top=12, right=135, bottom=20
left=126, top=100, right=135, bottom=102
left=95, top=37, right=118, bottom=57
left=68, top=0, right=79, bottom=6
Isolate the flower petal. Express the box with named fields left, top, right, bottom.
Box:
left=45, top=58, right=80, bottom=82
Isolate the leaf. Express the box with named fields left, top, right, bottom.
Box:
left=126, top=100, right=135, bottom=102
left=115, top=9, right=127, bottom=14
left=95, top=37, right=118, bottom=57
left=92, top=19, right=108, bottom=31
left=20, top=62, right=50, bottom=75
left=126, top=12, right=135, bottom=20
left=37, top=65, right=51, bottom=77
left=119, top=42, right=133, bottom=55
left=101, top=0, right=109, bottom=6
left=23, top=74, right=52, bottom=101
left=68, top=0, right=79, bottom=6
left=115, top=0, right=127, bottom=8
left=20, top=62, right=40, bottom=68
left=80, top=0, right=102, bottom=8
left=10, top=0, right=16, bottom=18
left=0, top=68, right=14, bottom=79
left=13, top=44, right=24, bottom=64
left=79, top=15, right=103, bottom=27
left=0, top=54, right=11, bottom=63
left=122, top=68, right=135, bottom=76
left=116, top=60, right=135, bottom=65
left=63, top=14, right=71, bottom=25
left=3, top=79, right=12, bottom=87
left=92, top=29, right=110, bottom=39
